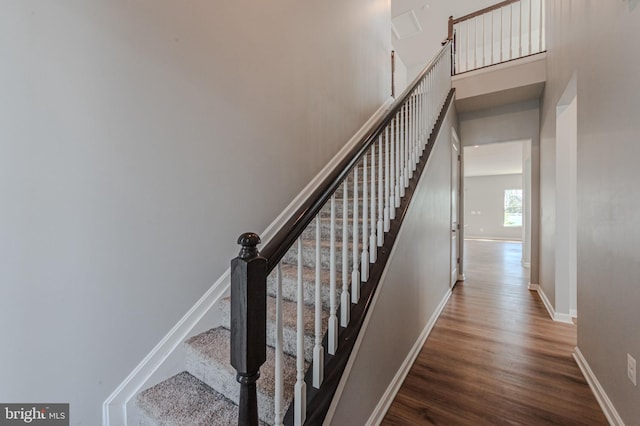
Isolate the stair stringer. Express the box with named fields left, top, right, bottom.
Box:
left=102, top=97, right=394, bottom=426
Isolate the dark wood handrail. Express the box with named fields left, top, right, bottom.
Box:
left=260, top=41, right=451, bottom=273
left=447, top=0, right=520, bottom=40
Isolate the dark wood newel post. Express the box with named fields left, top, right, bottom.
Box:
left=230, top=232, right=267, bottom=426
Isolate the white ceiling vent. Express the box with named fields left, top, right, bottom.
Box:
left=392, top=9, right=423, bottom=40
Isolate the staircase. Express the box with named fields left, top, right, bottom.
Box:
left=136, top=198, right=354, bottom=425
left=136, top=174, right=376, bottom=424
left=133, top=43, right=453, bottom=426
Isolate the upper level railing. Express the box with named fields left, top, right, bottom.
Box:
left=446, top=0, right=545, bottom=75
left=230, top=42, right=454, bottom=425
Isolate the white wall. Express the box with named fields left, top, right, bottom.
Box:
left=329, top=102, right=456, bottom=425
left=540, top=1, right=640, bottom=422
left=0, top=2, right=391, bottom=425
left=393, top=52, right=408, bottom=96
left=464, top=174, right=523, bottom=240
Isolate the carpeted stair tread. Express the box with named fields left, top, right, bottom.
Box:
left=185, top=327, right=303, bottom=425
left=282, top=237, right=364, bottom=270
left=218, top=295, right=330, bottom=361
left=267, top=262, right=340, bottom=309
left=136, top=371, right=252, bottom=426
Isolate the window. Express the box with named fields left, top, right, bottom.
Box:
left=504, top=189, right=523, bottom=227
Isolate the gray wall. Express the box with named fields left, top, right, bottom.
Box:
left=459, top=100, right=540, bottom=283
left=464, top=174, right=523, bottom=240
left=0, top=2, right=391, bottom=424
left=540, top=1, right=640, bottom=422
left=330, top=102, right=456, bottom=424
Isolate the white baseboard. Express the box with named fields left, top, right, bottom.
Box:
left=365, top=289, right=452, bottom=426
left=103, top=97, right=396, bottom=426
left=457, top=273, right=465, bottom=281
left=534, top=285, right=574, bottom=324
left=570, top=309, right=577, bottom=318
left=527, top=282, right=539, bottom=291
left=573, top=347, right=625, bottom=426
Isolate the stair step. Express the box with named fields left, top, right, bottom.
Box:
left=184, top=327, right=302, bottom=425
left=219, top=294, right=330, bottom=362
left=136, top=371, right=258, bottom=426
left=267, top=263, right=339, bottom=310
left=281, top=237, right=360, bottom=270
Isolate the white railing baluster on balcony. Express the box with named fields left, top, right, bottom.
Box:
left=450, top=0, right=545, bottom=75
left=294, top=238, right=306, bottom=426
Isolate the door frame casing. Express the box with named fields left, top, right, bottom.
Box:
left=451, top=127, right=465, bottom=285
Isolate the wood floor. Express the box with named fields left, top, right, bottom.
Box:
left=382, top=239, right=607, bottom=425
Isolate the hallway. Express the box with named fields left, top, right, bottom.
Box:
left=382, top=239, right=607, bottom=425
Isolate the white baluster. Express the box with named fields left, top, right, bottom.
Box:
left=490, top=11, right=494, bottom=65
left=313, top=218, right=323, bottom=389
left=390, top=116, right=396, bottom=219
left=384, top=125, right=391, bottom=230
left=294, top=238, right=306, bottom=426
left=539, top=0, right=543, bottom=53
left=500, top=6, right=504, bottom=62
left=541, top=0, right=545, bottom=51
left=519, top=1, right=523, bottom=57
left=421, top=82, right=425, bottom=141
left=410, top=95, right=415, bottom=168
left=412, top=94, right=417, bottom=170
left=369, top=144, right=377, bottom=262
left=510, top=4, right=513, bottom=59
left=466, top=20, right=470, bottom=72
left=341, top=180, right=349, bottom=328
left=528, top=0, right=532, bottom=55
left=351, top=165, right=360, bottom=303
left=395, top=111, right=401, bottom=208
left=328, top=196, right=338, bottom=354
left=474, top=17, right=477, bottom=70
left=482, top=14, right=485, bottom=67
left=377, top=134, right=384, bottom=247
left=398, top=105, right=407, bottom=196
left=361, top=154, right=369, bottom=282
left=274, top=263, right=284, bottom=426
left=402, top=102, right=409, bottom=187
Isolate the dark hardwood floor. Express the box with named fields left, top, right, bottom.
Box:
left=382, top=239, right=607, bottom=425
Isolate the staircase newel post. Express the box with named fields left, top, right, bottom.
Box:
left=231, top=232, right=267, bottom=426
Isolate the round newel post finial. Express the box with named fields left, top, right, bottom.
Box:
left=237, top=232, right=261, bottom=259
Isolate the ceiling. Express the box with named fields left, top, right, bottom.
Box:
left=463, top=141, right=525, bottom=177
left=391, top=0, right=498, bottom=78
